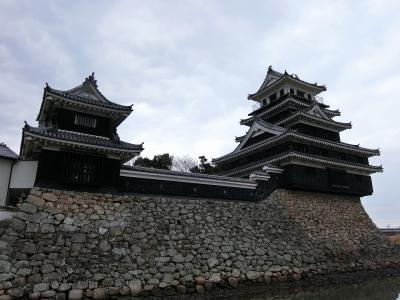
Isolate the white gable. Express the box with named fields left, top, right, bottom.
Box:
left=308, top=105, right=331, bottom=120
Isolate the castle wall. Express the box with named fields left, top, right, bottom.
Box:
left=0, top=188, right=398, bottom=299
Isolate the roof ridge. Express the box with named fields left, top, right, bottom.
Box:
left=122, top=165, right=254, bottom=183
left=56, top=128, right=110, bottom=140
left=222, top=150, right=382, bottom=177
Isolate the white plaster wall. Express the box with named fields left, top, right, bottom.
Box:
left=10, top=160, right=38, bottom=189
left=0, top=158, right=13, bottom=206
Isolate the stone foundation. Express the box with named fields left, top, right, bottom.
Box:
left=0, top=188, right=399, bottom=299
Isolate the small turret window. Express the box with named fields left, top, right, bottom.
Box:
left=74, top=113, right=97, bottom=128
left=297, top=90, right=305, bottom=98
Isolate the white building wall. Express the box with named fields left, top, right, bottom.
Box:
left=0, top=158, right=13, bottom=206
left=10, top=160, right=38, bottom=189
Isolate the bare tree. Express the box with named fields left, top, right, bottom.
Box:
left=172, top=155, right=198, bottom=173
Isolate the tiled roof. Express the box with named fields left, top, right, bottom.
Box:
left=46, top=86, right=132, bottom=112
left=24, top=125, right=143, bottom=152
left=275, top=111, right=352, bottom=130
left=0, top=143, right=18, bottom=160
left=219, top=151, right=383, bottom=177
left=213, top=130, right=380, bottom=163
left=121, top=165, right=254, bottom=184
left=249, top=66, right=326, bottom=99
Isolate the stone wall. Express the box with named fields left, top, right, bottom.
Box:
left=0, top=188, right=399, bottom=299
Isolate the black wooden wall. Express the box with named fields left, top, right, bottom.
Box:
left=36, top=150, right=120, bottom=190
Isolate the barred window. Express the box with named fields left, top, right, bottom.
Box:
left=74, top=114, right=97, bottom=128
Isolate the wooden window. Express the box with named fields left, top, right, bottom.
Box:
left=290, top=88, right=294, bottom=95
left=280, top=89, right=284, bottom=97
left=63, top=152, right=104, bottom=185
left=269, top=93, right=277, bottom=101
left=74, top=113, right=97, bottom=128
left=297, top=90, right=305, bottom=98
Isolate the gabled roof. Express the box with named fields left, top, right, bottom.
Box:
left=37, top=73, right=133, bottom=122
left=241, top=98, right=340, bottom=127
left=0, top=143, right=18, bottom=160
left=252, top=66, right=284, bottom=94
left=23, top=124, right=143, bottom=154
left=275, top=111, right=351, bottom=131
left=219, top=151, right=383, bottom=177
left=214, top=129, right=380, bottom=164
left=216, top=120, right=287, bottom=161
left=248, top=66, right=326, bottom=100
left=307, top=104, right=331, bottom=120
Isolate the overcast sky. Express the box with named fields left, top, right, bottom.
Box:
left=1, top=0, right=399, bottom=227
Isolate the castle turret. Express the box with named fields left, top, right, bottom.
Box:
left=20, top=73, right=143, bottom=188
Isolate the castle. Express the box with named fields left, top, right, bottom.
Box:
left=0, top=68, right=396, bottom=299
left=0, top=67, right=382, bottom=206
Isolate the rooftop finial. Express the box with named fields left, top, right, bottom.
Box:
left=84, top=72, right=98, bottom=87
left=268, top=65, right=272, bottom=70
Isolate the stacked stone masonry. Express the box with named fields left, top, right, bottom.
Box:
left=0, top=188, right=399, bottom=299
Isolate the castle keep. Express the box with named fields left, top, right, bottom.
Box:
left=213, top=66, right=382, bottom=197
left=0, top=68, right=397, bottom=299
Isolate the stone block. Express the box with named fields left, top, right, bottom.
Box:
left=40, top=264, right=55, bottom=274
left=207, top=257, right=219, bottom=268
left=209, top=273, right=221, bottom=284
left=6, top=288, right=24, bottom=298
left=26, top=223, right=39, bottom=233
left=176, top=285, right=186, bottom=294
left=71, top=233, right=86, bottom=243
left=55, top=293, right=66, bottom=300
left=68, top=289, right=83, bottom=300
left=42, top=193, right=58, bottom=202
left=195, top=276, right=206, bottom=285
left=172, top=253, right=185, bottom=263
left=26, top=195, right=45, bottom=207
left=28, top=292, right=41, bottom=300
left=58, top=283, right=71, bottom=291
left=20, top=203, right=37, bottom=214
left=0, top=241, right=12, bottom=256
left=196, top=284, right=205, bottom=293
left=10, top=218, right=25, bottom=231
left=41, top=290, right=56, bottom=298
left=93, top=288, right=106, bottom=300
left=33, top=282, right=49, bottom=293
left=228, top=277, right=239, bottom=288
left=129, top=279, right=142, bottom=296
left=0, top=261, right=11, bottom=273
